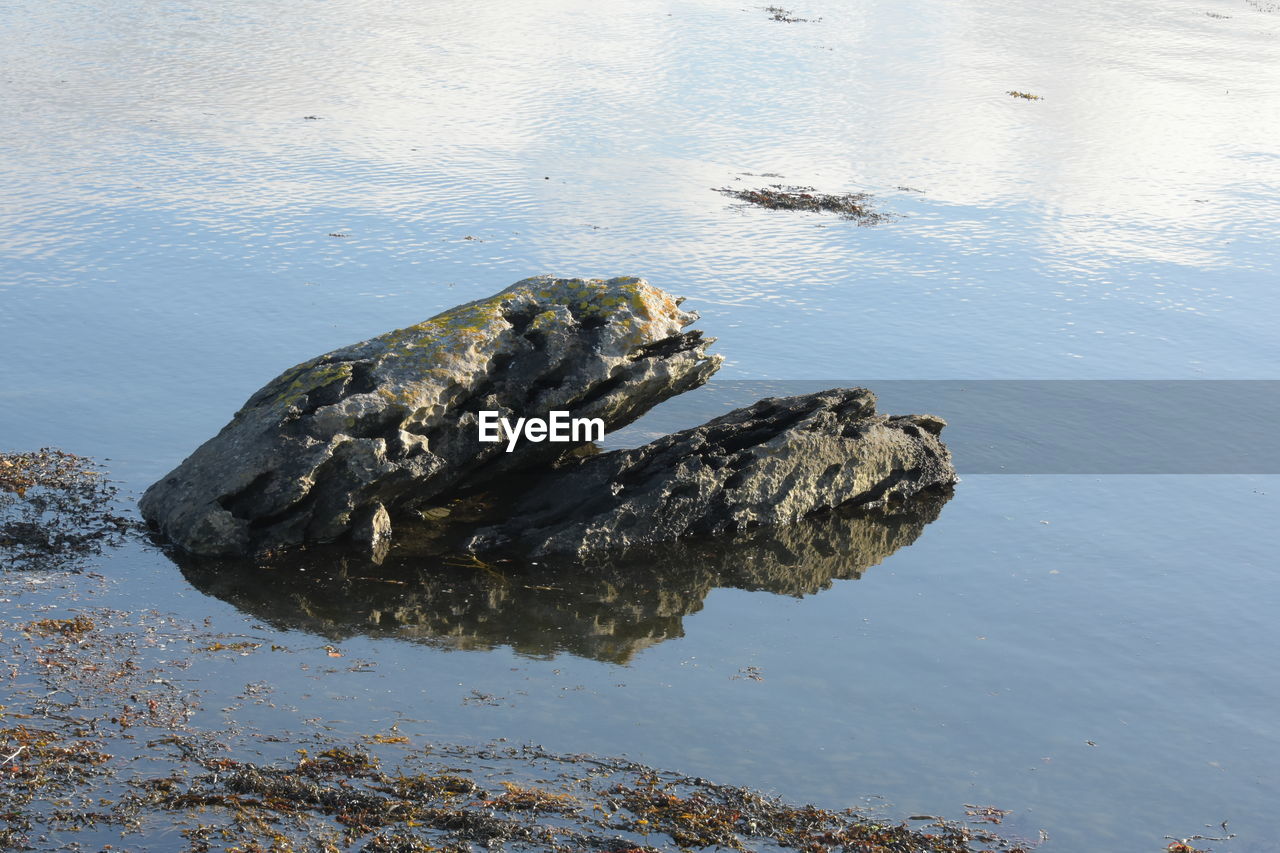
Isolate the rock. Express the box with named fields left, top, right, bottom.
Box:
left=140, top=276, right=722, bottom=557
left=468, top=388, right=956, bottom=558
left=174, top=487, right=952, bottom=664
left=351, top=502, right=392, bottom=564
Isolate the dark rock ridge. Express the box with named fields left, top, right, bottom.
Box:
left=175, top=488, right=952, bottom=664
left=140, top=276, right=722, bottom=557
left=467, top=388, right=956, bottom=559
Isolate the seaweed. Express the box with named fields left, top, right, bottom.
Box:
left=0, top=449, right=138, bottom=571
left=763, top=6, right=816, bottom=23
left=715, top=184, right=889, bottom=224
left=0, top=586, right=1035, bottom=852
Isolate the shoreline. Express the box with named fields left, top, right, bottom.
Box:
left=1, top=573, right=1028, bottom=852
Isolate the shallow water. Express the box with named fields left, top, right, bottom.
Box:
left=3, top=0, right=1279, bottom=849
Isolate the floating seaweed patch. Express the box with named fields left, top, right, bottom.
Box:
left=0, top=724, right=113, bottom=845
left=966, top=804, right=1013, bottom=824
left=364, top=732, right=411, bottom=745
left=489, top=780, right=581, bottom=813
left=23, top=614, right=96, bottom=637
left=1007, top=90, right=1043, bottom=100
left=763, top=6, right=817, bottom=22
left=716, top=184, right=890, bottom=224
left=201, top=640, right=262, bottom=653
left=0, top=449, right=137, bottom=571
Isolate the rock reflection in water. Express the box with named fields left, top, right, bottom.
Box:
left=176, top=487, right=951, bottom=664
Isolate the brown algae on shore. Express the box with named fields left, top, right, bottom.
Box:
left=1, top=448, right=137, bottom=571
left=156, top=744, right=1033, bottom=852
left=716, top=184, right=890, bottom=224
left=1, top=585, right=1034, bottom=851
left=0, top=452, right=1028, bottom=852
left=0, top=452, right=1198, bottom=852
left=22, top=614, right=96, bottom=637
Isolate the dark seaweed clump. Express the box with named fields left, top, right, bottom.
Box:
left=763, top=6, right=815, bottom=23
left=716, top=185, right=889, bottom=224
left=0, top=449, right=137, bottom=571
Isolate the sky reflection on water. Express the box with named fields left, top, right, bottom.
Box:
left=3, top=0, right=1279, bottom=849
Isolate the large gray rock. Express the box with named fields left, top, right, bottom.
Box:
left=140, top=276, right=722, bottom=557
left=467, top=388, right=956, bottom=559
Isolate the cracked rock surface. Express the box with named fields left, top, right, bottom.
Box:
left=140, top=275, right=722, bottom=557
left=467, top=388, right=957, bottom=559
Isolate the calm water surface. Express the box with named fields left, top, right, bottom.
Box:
left=3, top=0, right=1279, bottom=849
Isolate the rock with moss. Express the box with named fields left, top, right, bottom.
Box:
left=467, top=388, right=956, bottom=559
left=140, top=276, right=722, bottom=557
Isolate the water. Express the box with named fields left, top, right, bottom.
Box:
left=3, top=0, right=1279, bottom=849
